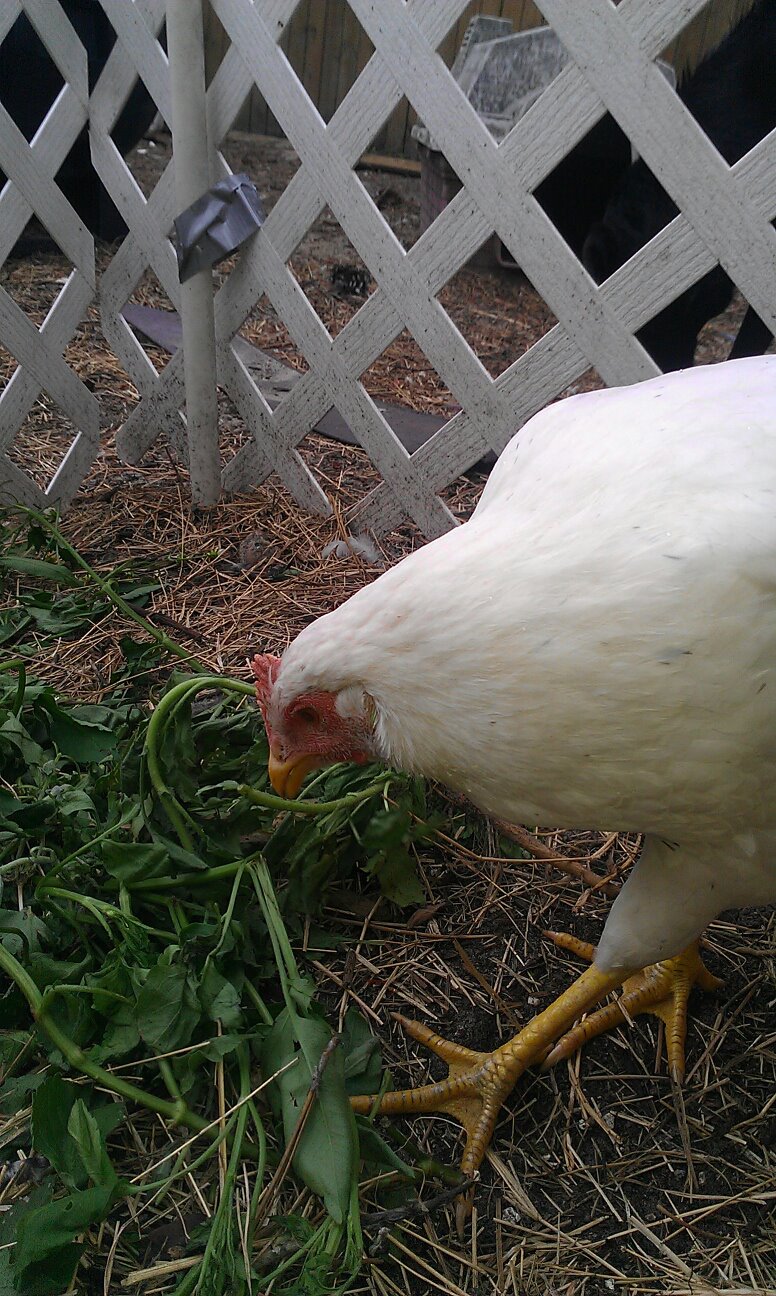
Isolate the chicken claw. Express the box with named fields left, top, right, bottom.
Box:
left=351, top=941, right=723, bottom=1230
left=540, top=933, right=723, bottom=1081
left=351, top=960, right=625, bottom=1232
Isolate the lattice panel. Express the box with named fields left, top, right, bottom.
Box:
left=5, top=2, right=775, bottom=530
left=95, top=0, right=331, bottom=517
left=207, top=0, right=776, bottom=536
left=0, top=0, right=99, bottom=508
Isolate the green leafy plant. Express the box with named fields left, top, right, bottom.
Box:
left=0, top=507, right=455, bottom=1294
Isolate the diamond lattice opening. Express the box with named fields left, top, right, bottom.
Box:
left=0, top=11, right=64, bottom=142
left=531, top=113, right=632, bottom=265
left=125, top=129, right=168, bottom=203
left=229, top=133, right=302, bottom=219
left=437, top=263, right=557, bottom=380
left=299, top=431, right=378, bottom=512
left=284, top=3, right=376, bottom=127
left=358, top=165, right=422, bottom=254
left=123, top=270, right=182, bottom=377
left=289, top=208, right=375, bottom=340
left=362, top=327, right=457, bottom=427
left=439, top=464, right=491, bottom=524
left=241, top=293, right=310, bottom=379
left=1, top=252, right=77, bottom=322
left=6, top=400, right=81, bottom=496
left=695, top=291, right=776, bottom=366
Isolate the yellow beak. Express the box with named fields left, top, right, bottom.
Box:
left=268, top=751, right=321, bottom=799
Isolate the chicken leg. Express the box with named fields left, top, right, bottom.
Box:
left=351, top=941, right=721, bottom=1230
left=539, top=933, right=722, bottom=1079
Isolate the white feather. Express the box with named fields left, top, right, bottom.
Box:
left=278, top=357, right=776, bottom=971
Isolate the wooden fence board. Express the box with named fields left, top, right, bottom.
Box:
left=216, top=0, right=755, bottom=156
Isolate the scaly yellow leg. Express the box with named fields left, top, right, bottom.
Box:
left=351, top=941, right=723, bottom=1231
left=540, top=934, right=723, bottom=1081
left=351, top=960, right=624, bottom=1232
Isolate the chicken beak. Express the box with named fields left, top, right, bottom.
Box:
left=268, top=751, right=321, bottom=799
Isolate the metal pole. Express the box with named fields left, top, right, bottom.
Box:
left=166, top=0, right=221, bottom=507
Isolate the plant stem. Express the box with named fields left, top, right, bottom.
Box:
left=123, top=860, right=244, bottom=894
left=248, top=859, right=310, bottom=1014
left=243, top=979, right=273, bottom=1027
left=136, top=1117, right=235, bottom=1200
left=0, top=941, right=208, bottom=1135
left=0, top=658, right=26, bottom=673
left=143, top=676, right=256, bottom=852
left=1, top=657, right=27, bottom=715
left=20, top=508, right=207, bottom=670
left=237, top=777, right=394, bottom=817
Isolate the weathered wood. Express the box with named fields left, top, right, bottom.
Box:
left=358, top=153, right=421, bottom=175
left=209, top=0, right=750, bottom=158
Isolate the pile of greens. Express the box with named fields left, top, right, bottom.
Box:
left=0, top=511, right=455, bottom=1295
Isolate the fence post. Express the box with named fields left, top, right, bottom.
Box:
left=166, top=0, right=221, bottom=507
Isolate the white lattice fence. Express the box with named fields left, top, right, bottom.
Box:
left=0, top=0, right=99, bottom=507
left=2, top=1, right=776, bottom=533
left=210, top=0, right=776, bottom=536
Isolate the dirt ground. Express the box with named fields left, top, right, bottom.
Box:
left=2, top=129, right=775, bottom=1294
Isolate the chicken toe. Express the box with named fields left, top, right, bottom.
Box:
left=540, top=933, right=723, bottom=1081
left=351, top=960, right=626, bottom=1228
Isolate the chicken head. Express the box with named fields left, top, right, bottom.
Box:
left=251, top=652, right=375, bottom=798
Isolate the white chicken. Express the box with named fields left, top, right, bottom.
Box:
left=253, top=355, right=776, bottom=1224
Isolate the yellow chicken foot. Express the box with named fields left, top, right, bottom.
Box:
left=540, top=934, right=723, bottom=1081
left=351, top=960, right=626, bottom=1233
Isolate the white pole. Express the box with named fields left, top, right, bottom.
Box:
left=166, top=0, right=221, bottom=507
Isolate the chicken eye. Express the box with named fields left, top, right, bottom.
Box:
left=295, top=705, right=318, bottom=726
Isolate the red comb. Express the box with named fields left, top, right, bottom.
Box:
left=251, top=653, right=281, bottom=711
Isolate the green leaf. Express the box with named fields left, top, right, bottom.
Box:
left=0, top=790, right=19, bottom=816
left=135, top=959, right=201, bottom=1052
left=115, top=580, right=159, bottom=604
left=22, top=597, right=95, bottom=636
left=199, top=963, right=242, bottom=1028
left=89, top=1007, right=140, bottom=1060
left=54, top=787, right=96, bottom=817
left=0, top=1248, right=14, bottom=1296
left=67, top=1099, right=118, bottom=1191
left=369, top=847, right=424, bottom=907
left=160, top=838, right=211, bottom=872
left=201, top=1034, right=243, bottom=1061
left=0, top=1032, right=30, bottom=1066
left=47, top=704, right=117, bottom=763
left=32, top=1075, right=86, bottom=1189
left=158, top=696, right=198, bottom=799
left=0, top=715, right=44, bottom=768
left=0, top=607, right=32, bottom=645
left=0, top=556, right=80, bottom=585
left=28, top=952, right=91, bottom=992
left=13, top=1184, right=117, bottom=1293
left=262, top=1010, right=358, bottom=1224
left=0, top=910, right=49, bottom=956
left=0, top=1071, right=48, bottom=1117
left=101, top=839, right=169, bottom=883
left=341, top=1010, right=382, bottom=1095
